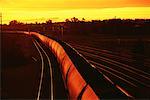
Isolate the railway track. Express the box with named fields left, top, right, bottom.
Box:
left=2, top=31, right=149, bottom=99
left=33, top=39, right=53, bottom=100
left=67, top=42, right=150, bottom=98
left=32, top=37, right=68, bottom=99
left=68, top=43, right=150, bottom=66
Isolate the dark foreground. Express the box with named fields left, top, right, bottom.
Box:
left=1, top=32, right=67, bottom=99
left=62, top=34, right=150, bottom=98
left=1, top=31, right=150, bottom=99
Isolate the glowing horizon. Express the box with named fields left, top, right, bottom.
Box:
left=1, top=0, right=150, bottom=24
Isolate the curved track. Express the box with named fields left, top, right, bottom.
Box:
left=68, top=42, right=150, bottom=98
left=33, top=39, right=54, bottom=100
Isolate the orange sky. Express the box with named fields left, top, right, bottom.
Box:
left=0, top=0, right=150, bottom=24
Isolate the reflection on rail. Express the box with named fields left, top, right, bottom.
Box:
left=30, top=32, right=134, bottom=99
left=67, top=42, right=150, bottom=98
left=30, top=32, right=99, bottom=99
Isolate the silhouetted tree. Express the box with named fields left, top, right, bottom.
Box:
left=35, top=22, right=38, bottom=24
left=82, top=18, right=85, bottom=22
left=71, top=17, right=79, bottom=22
left=65, top=19, right=71, bottom=23
left=9, top=20, right=21, bottom=25
left=46, top=19, right=52, bottom=24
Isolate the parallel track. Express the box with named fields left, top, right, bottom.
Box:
left=33, top=39, right=53, bottom=100
left=68, top=42, right=150, bottom=97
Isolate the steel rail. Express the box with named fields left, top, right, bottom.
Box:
left=80, top=51, right=150, bottom=87
left=78, top=49, right=150, bottom=79
left=34, top=39, right=54, bottom=100
left=33, top=40, right=44, bottom=100
left=69, top=43, right=150, bottom=65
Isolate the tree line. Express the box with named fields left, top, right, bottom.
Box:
left=2, top=17, right=150, bottom=36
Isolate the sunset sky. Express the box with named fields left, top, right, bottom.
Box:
left=0, top=0, right=150, bottom=24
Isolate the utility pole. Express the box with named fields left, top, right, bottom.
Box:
left=0, top=13, right=2, bottom=34
left=61, top=25, right=64, bottom=41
